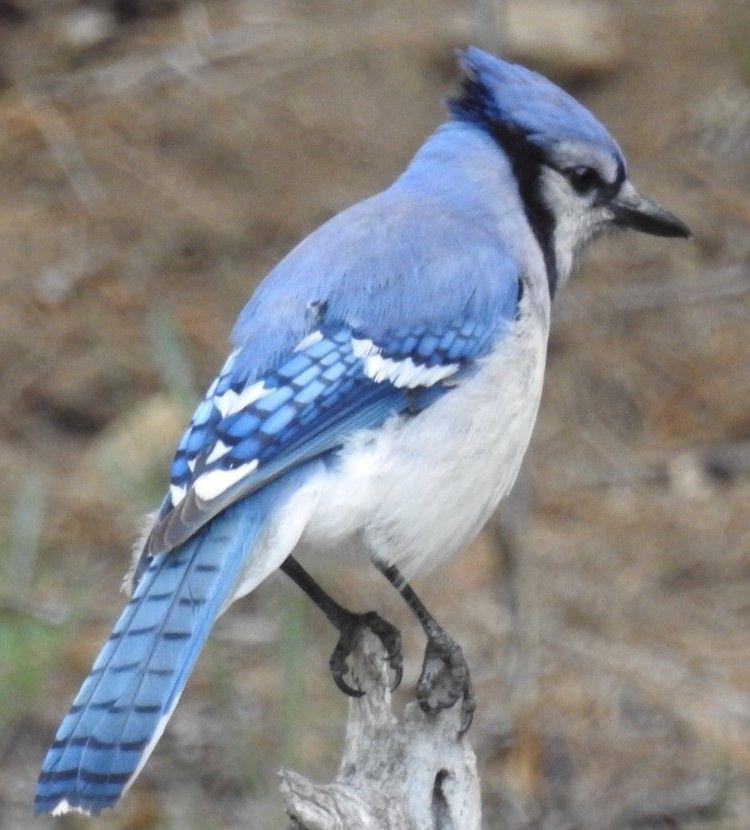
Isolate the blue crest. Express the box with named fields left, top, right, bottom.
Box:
left=450, top=47, right=624, bottom=165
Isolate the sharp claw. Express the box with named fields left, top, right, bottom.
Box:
left=385, top=634, right=403, bottom=691
left=331, top=668, right=365, bottom=697
left=458, top=708, right=474, bottom=736
left=458, top=693, right=476, bottom=736
left=330, top=646, right=363, bottom=697
left=416, top=629, right=476, bottom=732
left=328, top=612, right=402, bottom=699
left=390, top=662, right=403, bottom=691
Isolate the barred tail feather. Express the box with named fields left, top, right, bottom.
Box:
left=34, top=488, right=282, bottom=817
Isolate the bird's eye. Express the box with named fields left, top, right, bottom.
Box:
left=564, top=166, right=601, bottom=194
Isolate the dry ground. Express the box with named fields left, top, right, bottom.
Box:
left=0, top=1, right=749, bottom=828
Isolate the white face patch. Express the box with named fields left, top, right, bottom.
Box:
left=540, top=167, right=612, bottom=284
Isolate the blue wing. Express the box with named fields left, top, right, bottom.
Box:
left=139, top=181, right=527, bottom=563
left=144, top=296, right=520, bottom=558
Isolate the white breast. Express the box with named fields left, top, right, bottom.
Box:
left=300, top=290, right=549, bottom=576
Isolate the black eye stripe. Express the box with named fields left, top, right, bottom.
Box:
left=564, top=165, right=602, bottom=194
left=614, top=157, right=627, bottom=186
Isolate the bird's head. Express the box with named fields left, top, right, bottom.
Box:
left=450, top=47, right=690, bottom=293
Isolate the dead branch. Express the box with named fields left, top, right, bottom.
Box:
left=280, top=631, right=482, bottom=830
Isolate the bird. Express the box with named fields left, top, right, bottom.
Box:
left=35, top=46, right=690, bottom=816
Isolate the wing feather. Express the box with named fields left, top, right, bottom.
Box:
left=143, top=294, right=521, bottom=560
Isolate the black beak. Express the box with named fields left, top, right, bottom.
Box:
left=609, top=183, right=691, bottom=238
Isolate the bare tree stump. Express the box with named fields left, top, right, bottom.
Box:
left=279, top=632, right=482, bottom=830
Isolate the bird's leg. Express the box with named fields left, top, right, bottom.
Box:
left=374, top=559, right=475, bottom=734
left=280, top=556, right=403, bottom=697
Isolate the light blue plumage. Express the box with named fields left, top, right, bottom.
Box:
left=455, top=46, right=625, bottom=155
left=36, top=47, right=689, bottom=816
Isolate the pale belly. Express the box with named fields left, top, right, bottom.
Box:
left=298, top=302, right=549, bottom=577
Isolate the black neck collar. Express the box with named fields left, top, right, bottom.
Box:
left=449, top=83, right=559, bottom=298
left=488, top=122, right=559, bottom=298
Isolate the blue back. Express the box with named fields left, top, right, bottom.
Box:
left=229, top=186, right=521, bottom=385
left=138, top=149, right=524, bottom=557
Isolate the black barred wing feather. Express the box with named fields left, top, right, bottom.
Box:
left=145, top=316, right=502, bottom=557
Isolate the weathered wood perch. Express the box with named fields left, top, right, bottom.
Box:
left=279, top=632, right=481, bottom=829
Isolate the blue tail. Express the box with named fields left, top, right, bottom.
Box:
left=34, top=486, right=284, bottom=816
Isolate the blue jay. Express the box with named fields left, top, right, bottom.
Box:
left=35, top=47, right=689, bottom=816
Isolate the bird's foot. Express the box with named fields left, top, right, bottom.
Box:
left=417, top=625, right=475, bottom=735
left=329, top=611, right=403, bottom=697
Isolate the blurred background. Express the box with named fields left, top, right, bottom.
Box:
left=1, top=1, right=749, bottom=827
